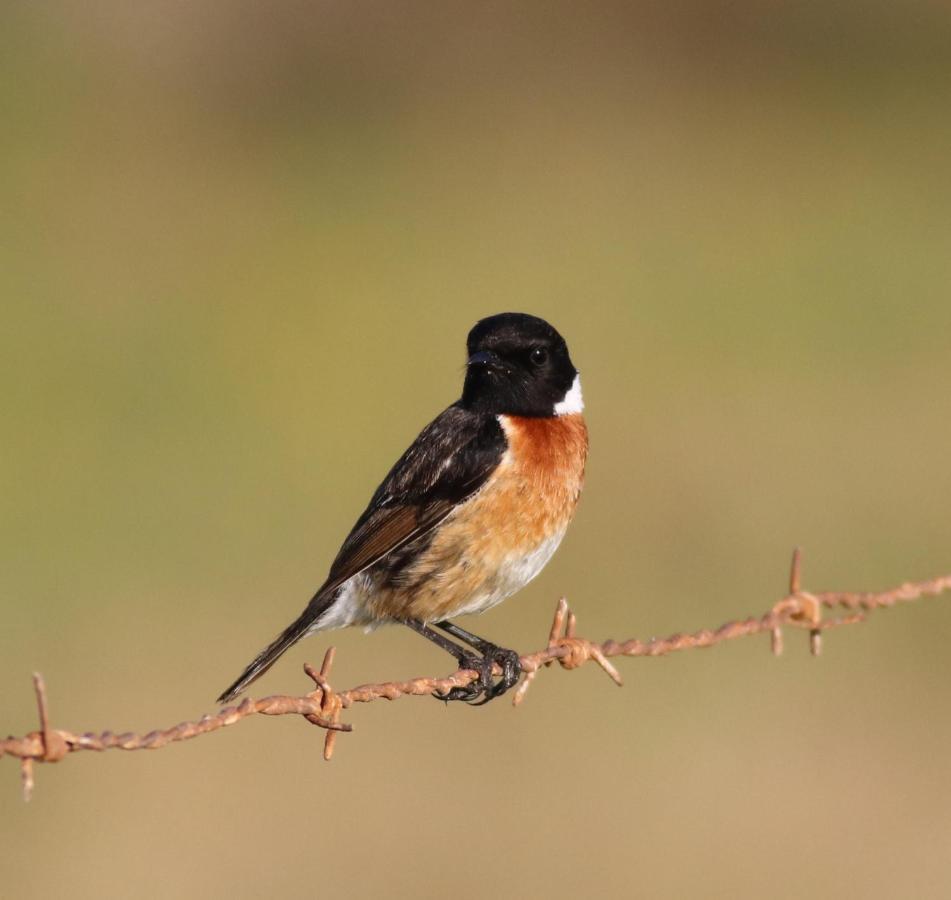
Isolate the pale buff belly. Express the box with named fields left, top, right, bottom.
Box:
left=380, top=518, right=571, bottom=623
left=314, top=518, right=570, bottom=632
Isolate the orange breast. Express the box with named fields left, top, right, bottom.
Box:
left=497, top=413, right=589, bottom=517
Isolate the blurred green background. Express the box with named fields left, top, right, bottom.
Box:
left=3, top=2, right=951, bottom=898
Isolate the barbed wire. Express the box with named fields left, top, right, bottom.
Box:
left=4, top=549, right=950, bottom=800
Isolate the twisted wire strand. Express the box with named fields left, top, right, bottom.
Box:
left=4, top=551, right=950, bottom=798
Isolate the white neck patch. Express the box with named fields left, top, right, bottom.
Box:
left=554, top=374, right=584, bottom=416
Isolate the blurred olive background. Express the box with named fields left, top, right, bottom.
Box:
left=3, top=2, right=951, bottom=898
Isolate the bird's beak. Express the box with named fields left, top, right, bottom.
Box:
left=466, top=350, right=504, bottom=372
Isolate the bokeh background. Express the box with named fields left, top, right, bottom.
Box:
left=3, top=3, right=951, bottom=897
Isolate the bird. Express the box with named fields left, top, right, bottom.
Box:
left=216, top=312, right=588, bottom=706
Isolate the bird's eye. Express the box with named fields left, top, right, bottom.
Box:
left=529, top=347, right=548, bottom=367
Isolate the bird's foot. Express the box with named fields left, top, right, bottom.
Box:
left=434, top=645, right=522, bottom=705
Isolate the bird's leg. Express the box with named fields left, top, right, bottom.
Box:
left=403, top=619, right=502, bottom=703
left=434, top=620, right=522, bottom=703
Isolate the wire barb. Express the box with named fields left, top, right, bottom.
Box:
left=770, top=548, right=825, bottom=656
left=514, top=598, right=622, bottom=706
left=3, top=549, right=951, bottom=796
left=304, top=647, right=345, bottom=761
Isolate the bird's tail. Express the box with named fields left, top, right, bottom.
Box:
left=216, top=591, right=335, bottom=705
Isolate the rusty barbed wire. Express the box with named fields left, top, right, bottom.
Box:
left=4, top=549, right=951, bottom=799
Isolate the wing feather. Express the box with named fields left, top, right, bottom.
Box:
left=317, top=404, right=505, bottom=597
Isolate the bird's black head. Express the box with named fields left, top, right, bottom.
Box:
left=461, top=313, right=582, bottom=417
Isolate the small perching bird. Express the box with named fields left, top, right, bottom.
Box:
left=217, top=312, right=587, bottom=705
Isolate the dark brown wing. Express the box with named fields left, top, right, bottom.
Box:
left=320, top=403, right=506, bottom=596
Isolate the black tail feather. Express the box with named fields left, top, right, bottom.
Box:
left=216, top=592, right=334, bottom=705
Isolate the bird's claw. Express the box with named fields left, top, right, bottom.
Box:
left=433, top=646, right=522, bottom=705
